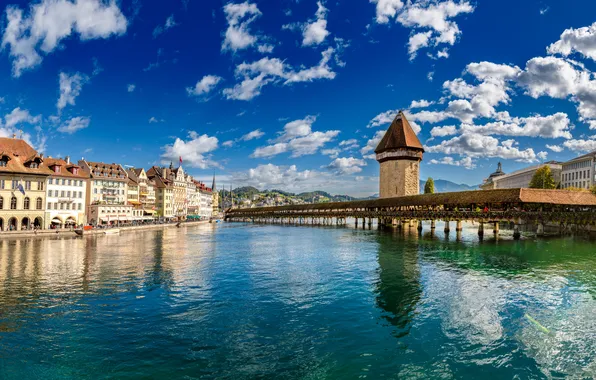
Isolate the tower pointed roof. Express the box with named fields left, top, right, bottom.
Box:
left=374, top=111, right=424, bottom=154
left=212, top=173, right=216, bottom=191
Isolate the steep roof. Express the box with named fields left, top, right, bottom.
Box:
left=0, top=137, right=53, bottom=176
left=45, top=158, right=89, bottom=179
left=374, top=111, right=424, bottom=154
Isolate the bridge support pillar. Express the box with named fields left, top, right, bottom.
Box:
left=456, top=220, right=463, bottom=232
left=355, top=218, right=358, bottom=228
left=493, top=222, right=499, bottom=235
left=513, top=224, right=521, bottom=240
left=478, top=222, right=484, bottom=238
left=536, top=223, right=544, bottom=237
left=409, top=219, right=414, bottom=228
left=417, top=220, right=423, bottom=232
left=391, top=218, right=397, bottom=227
left=444, top=221, right=450, bottom=234
left=430, top=220, right=436, bottom=230
left=368, top=218, right=372, bottom=228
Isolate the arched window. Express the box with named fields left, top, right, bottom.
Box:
left=10, top=196, right=17, bottom=210
left=23, top=197, right=30, bottom=210
left=36, top=198, right=42, bottom=210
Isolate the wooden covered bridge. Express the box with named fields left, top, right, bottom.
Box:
left=225, top=188, right=596, bottom=238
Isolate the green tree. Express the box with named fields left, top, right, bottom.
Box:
left=424, top=177, right=435, bottom=194
left=529, top=166, right=556, bottom=189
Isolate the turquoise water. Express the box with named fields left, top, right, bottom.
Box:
left=0, top=223, right=595, bottom=379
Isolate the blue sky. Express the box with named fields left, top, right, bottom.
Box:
left=1, top=0, right=596, bottom=196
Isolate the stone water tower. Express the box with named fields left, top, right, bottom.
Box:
left=375, top=111, right=424, bottom=198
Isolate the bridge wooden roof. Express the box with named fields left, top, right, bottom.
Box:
left=227, top=188, right=596, bottom=214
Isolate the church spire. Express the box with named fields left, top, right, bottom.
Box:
left=212, top=172, right=216, bottom=191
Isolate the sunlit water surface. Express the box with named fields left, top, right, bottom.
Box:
left=1, top=223, right=595, bottom=379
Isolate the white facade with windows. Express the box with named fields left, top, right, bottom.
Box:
left=199, top=189, right=213, bottom=219
left=561, top=151, right=596, bottom=189
left=46, top=172, right=88, bottom=227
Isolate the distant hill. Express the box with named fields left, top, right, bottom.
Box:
left=297, top=191, right=355, bottom=202
left=420, top=179, right=478, bottom=193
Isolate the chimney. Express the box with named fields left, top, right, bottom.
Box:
left=65, top=156, right=70, bottom=164
left=12, top=133, right=16, bottom=139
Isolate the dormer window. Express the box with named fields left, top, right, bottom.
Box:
left=53, top=165, right=61, bottom=173
left=0, top=158, right=7, bottom=167
left=30, top=162, right=39, bottom=169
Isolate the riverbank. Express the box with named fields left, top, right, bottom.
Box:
left=0, top=220, right=213, bottom=239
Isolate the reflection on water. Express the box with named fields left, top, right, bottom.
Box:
left=0, top=223, right=595, bottom=379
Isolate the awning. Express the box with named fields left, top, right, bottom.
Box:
left=143, top=209, right=157, bottom=215
left=128, top=201, right=142, bottom=206
left=51, top=217, right=62, bottom=224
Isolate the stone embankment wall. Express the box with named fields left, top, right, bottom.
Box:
left=0, top=220, right=212, bottom=239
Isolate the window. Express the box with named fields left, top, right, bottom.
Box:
left=61, top=191, right=65, bottom=197
left=36, top=198, right=42, bottom=210
left=12, top=180, right=18, bottom=190
left=78, top=203, right=82, bottom=210
left=10, top=196, right=17, bottom=210
left=38, top=182, right=44, bottom=191
left=29, top=162, right=39, bottom=169
left=60, top=203, right=64, bottom=210
left=94, top=188, right=97, bottom=194
left=49, top=178, right=53, bottom=185
left=23, top=197, right=30, bottom=210
left=0, top=159, right=6, bottom=167
left=47, top=203, right=52, bottom=210
left=54, top=203, right=58, bottom=209
left=67, top=191, right=71, bottom=198
left=66, top=203, right=70, bottom=210
left=48, top=190, right=52, bottom=197
left=0, top=197, right=3, bottom=209
left=67, top=180, right=71, bottom=186
left=0, top=180, right=4, bottom=189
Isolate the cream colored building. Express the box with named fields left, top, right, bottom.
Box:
left=561, top=151, right=596, bottom=189
left=147, top=166, right=175, bottom=219
left=375, top=111, right=424, bottom=198
left=170, top=166, right=187, bottom=217
left=131, top=168, right=157, bottom=220
left=0, top=137, right=50, bottom=230
left=482, top=162, right=562, bottom=190
left=212, top=175, right=219, bottom=216
left=45, top=157, right=89, bottom=227
left=78, top=160, right=133, bottom=225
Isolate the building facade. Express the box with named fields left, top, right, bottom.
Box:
left=561, top=151, right=596, bottom=189
left=375, top=111, right=424, bottom=198
left=0, top=137, right=50, bottom=230
left=78, top=160, right=133, bottom=225
left=147, top=166, right=175, bottom=219
left=171, top=166, right=187, bottom=217
left=132, top=168, right=157, bottom=220
left=481, top=162, right=562, bottom=190
left=45, top=157, right=89, bottom=227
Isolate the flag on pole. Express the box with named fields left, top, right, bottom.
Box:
left=179, top=156, right=183, bottom=166
left=17, top=183, right=25, bottom=195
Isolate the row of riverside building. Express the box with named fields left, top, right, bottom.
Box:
left=0, top=136, right=219, bottom=231
left=481, top=151, right=596, bottom=190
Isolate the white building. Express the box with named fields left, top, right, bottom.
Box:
left=199, top=188, right=213, bottom=219
left=45, top=157, right=89, bottom=228
left=78, top=160, right=133, bottom=225
left=561, top=151, right=596, bottom=189
left=481, top=162, right=562, bottom=190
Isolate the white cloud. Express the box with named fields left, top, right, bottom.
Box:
left=321, top=148, right=340, bottom=158
left=222, top=2, right=262, bottom=52
left=425, top=133, right=542, bottom=163
left=252, top=116, right=338, bottom=158
left=548, top=22, right=596, bottom=61
left=517, top=56, right=587, bottom=99
left=410, top=99, right=435, bottom=109
left=562, top=138, right=596, bottom=152
left=325, top=156, right=367, bottom=175
left=236, top=163, right=315, bottom=190
left=153, top=14, right=177, bottom=38
left=430, top=125, right=457, bottom=138
left=251, top=143, right=289, bottom=158
left=367, top=109, right=423, bottom=133
left=222, top=140, right=235, bottom=148
left=339, top=139, right=359, bottom=149
left=149, top=117, right=164, bottom=123
left=187, top=75, right=223, bottom=97
left=360, top=130, right=385, bottom=157
left=4, top=107, right=41, bottom=128
left=57, top=72, right=89, bottom=112
left=161, top=131, right=219, bottom=169
left=284, top=1, right=330, bottom=47
left=1, top=0, right=127, bottom=77
left=127, top=84, right=136, bottom=92
left=459, top=113, right=573, bottom=139
left=546, top=144, right=563, bottom=152
left=429, top=156, right=475, bottom=169
left=223, top=45, right=341, bottom=100
left=241, top=129, right=264, bottom=141
left=57, top=116, right=90, bottom=134
left=372, top=0, right=475, bottom=59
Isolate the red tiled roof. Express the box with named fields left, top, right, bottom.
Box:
left=0, top=137, right=53, bottom=176
left=374, top=111, right=424, bottom=154
left=45, top=158, right=89, bottom=179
